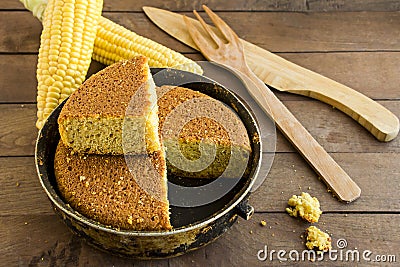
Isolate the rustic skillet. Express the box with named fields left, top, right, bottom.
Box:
left=35, top=68, right=262, bottom=258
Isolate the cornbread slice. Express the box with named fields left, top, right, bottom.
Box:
left=286, top=192, right=322, bottom=223
left=305, top=226, right=332, bottom=251
left=58, top=56, right=160, bottom=155
left=157, top=85, right=251, bottom=178
left=54, top=141, right=171, bottom=231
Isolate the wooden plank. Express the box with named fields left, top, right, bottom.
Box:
left=0, top=11, right=42, bottom=53
left=0, top=101, right=398, bottom=156
left=1, top=152, right=398, bottom=216
left=1, top=214, right=398, bottom=266
left=200, top=213, right=400, bottom=266
left=6, top=0, right=400, bottom=12
left=276, top=52, right=400, bottom=101
left=0, top=215, right=73, bottom=267
left=108, top=0, right=400, bottom=12
left=0, top=157, right=53, bottom=216
left=251, top=152, right=400, bottom=212
left=0, top=54, right=37, bottom=103
left=1, top=11, right=400, bottom=53
left=0, top=0, right=25, bottom=9
left=306, top=0, right=400, bottom=12
left=103, top=0, right=307, bottom=12
left=0, top=104, right=36, bottom=156
left=276, top=100, right=400, bottom=153
left=1, top=52, right=399, bottom=103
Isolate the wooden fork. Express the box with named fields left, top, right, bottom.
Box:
left=184, top=5, right=361, bottom=202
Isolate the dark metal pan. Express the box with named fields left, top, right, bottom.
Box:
left=35, top=68, right=262, bottom=259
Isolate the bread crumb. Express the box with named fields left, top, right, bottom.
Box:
left=127, top=215, right=133, bottom=225
left=285, top=192, right=322, bottom=223
left=260, top=220, right=267, bottom=226
left=305, top=226, right=332, bottom=251
left=16, top=182, right=20, bottom=187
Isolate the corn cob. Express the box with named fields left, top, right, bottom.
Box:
left=21, top=0, right=203, bottom=74
left=34, top=0, right=103, bottom=129
left=93, top=16, right=203, bottom=74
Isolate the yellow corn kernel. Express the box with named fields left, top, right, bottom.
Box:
left=92, top=17, right=203, bottom=74
left=35, top=0, right=103, bottom=129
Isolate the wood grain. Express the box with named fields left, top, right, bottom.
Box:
left=252, top=152, right=400, bottom=212
left=1, top=52, right=399, bottom=103
left=1, top=214, right=398, bottom=266
left=0, top=54, right=38, bottom=103
left=1, top=1, right=399, bottom=265
left=1, top=12, right=399, bottom=54
left=306, top=0, right=400, bottom=12
left=0, top=157, right=52, bottom=216
left=277, top=100, right=400, bottom=153
left=0, top=104, right=36, bottom=156
left=277, top=52, right=400, bottom=101
left=7, top=0, right=400, bottom=12
left=200, top=213, right=400, bottom=266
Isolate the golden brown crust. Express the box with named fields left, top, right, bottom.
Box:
left=54, top=141, right=171, bottom=231
left=58, top=56, right=151, bottom=121
left=157, top=85, right=250, bottom=148
left=57, top=56, right=161, bottom=155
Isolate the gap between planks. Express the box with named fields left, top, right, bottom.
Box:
left=2, top=0, right=400, bottom=12
left=1, top=102, right=398, bottom=156
left=1, top=152, right=399, bottom=215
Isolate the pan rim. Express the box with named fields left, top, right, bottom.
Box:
left=35, top=67, right=262, bottom=237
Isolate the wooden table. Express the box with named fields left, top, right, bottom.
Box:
left=1, top=0, right=399, bottom=266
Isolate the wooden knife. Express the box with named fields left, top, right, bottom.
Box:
left=143, top=6, right=399, bottom=142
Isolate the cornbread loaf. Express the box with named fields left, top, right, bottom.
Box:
left=54, top=141, right=171, bottom=231
left=157, top=85, right=251, bottom=178
left=58, top=56, right=160, bottom=155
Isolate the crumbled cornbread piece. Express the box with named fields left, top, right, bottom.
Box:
left=285, top=192, right=322, bottom=223
left=305, top=226, right=332, bottom=251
